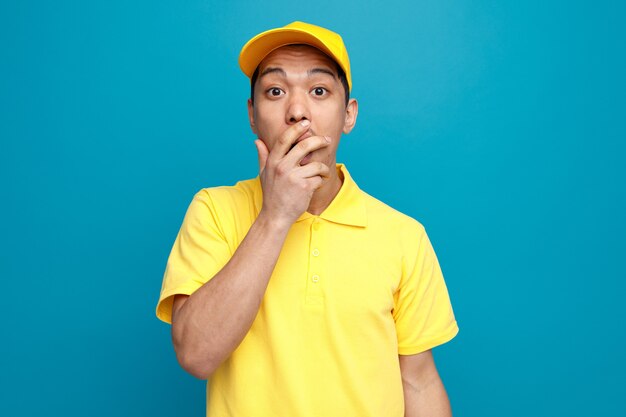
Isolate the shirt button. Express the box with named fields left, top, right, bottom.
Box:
left=312, top=249, right=320, bottom=257
left=313, top=222, right=320, bottom=231
left=311, top=275, right=320, bottom=283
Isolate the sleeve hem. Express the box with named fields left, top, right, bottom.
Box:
left=397, top=321, right=459, bottom=356
left=155, top=285, right=202, bottom=325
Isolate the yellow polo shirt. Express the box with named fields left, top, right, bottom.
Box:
left=156, top=163, right=458, bottom=417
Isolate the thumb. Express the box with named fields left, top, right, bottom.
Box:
left=254, top=139, right=269, bottom=174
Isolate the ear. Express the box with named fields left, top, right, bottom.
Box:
left=342, top=98, right=358, bottom=134
left=247, top=98, right=257, bottom=134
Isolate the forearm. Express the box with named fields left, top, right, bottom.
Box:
left=403, top=373, right=452, bottom=417
left=172, top=210, right=291, bottom=378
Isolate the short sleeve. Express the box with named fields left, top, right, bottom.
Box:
left=393, top=225, right=459, bottom=355
left=155, top=189, right=233, bottom=324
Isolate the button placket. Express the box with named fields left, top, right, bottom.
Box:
left=306, top=218, right=325, bottom=305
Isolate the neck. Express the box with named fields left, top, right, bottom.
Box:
left=307, top=163, right=344, bottom=215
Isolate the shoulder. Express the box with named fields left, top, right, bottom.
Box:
left=356, top=188, right=433, bottom=262
left=193, top=177, right=260, bottom=212
left=360, top=188, right=426, bottom=235
left=187, top=178, right=261, bottom=237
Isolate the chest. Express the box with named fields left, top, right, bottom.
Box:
left=266, top=218, right=402, bottom=319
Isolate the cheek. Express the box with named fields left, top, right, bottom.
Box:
left=317, top=135, right=339, bottom=159
left=258, top=134, right=278, bottom=153
left=254, top=105, right=284, bottom=136
left=254, top=115, right=279, bottom=143
left=313, top=106, right=346, bottom=131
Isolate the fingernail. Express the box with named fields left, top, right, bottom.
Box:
left=300, top=120, right=310, bottom=127
left=325, top=136, right=331, bottom=143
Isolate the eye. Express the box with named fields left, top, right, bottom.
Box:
left=267, top=87, right=284, bottom=97
left=312, top=87, right=327, bottom=96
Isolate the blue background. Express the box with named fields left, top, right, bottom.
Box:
left=2, top=1, right=625, bottom=416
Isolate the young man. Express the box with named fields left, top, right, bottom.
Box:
left=156, top=21, right=459, bottom=417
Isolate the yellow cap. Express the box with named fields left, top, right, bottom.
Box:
left=239, top=21, right=352, bottom=91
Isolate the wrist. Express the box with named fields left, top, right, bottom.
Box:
left=255, top=209, right=293, bottom=235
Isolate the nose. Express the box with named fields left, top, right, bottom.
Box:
left=285, top=90, right=310, bottom=125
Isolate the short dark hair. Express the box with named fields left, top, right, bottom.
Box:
left=249, top=49, right=350, bottom=107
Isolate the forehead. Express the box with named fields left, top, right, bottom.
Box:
left=257, top=44, right=338, bottom=74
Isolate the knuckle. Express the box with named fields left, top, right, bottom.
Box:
left=311, top=177, right=323, bottom=189
left=296, top=141, right=309, bottom=152
left=278, top=133, right=289, bottom=144
left=275, top=162, right=287, bottom=176
left=288, top=171, right=299, bottom=183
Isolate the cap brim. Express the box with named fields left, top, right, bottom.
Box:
left=239, top=28, right=344, bottom=82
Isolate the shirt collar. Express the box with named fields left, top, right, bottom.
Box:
left=252, top=163, right=368, bottom=228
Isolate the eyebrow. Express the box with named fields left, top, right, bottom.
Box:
left=259, top=67, right=337, bottom=80
left=307, top=67, right=337, bottom=79
left=260, top=67, right=287, bottom=78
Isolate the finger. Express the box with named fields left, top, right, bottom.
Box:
left=293, top=161, right=331, bottom=180
left=283, top=135, right=332, bottom=166
left=255, top=139, right=269, bottom=174
left=270, top=120, right=312, bottom=161
left=307, top=175, right=325, bottom=191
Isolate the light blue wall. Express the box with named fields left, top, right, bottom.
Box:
left=2, top=1, right=624, bottom=415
